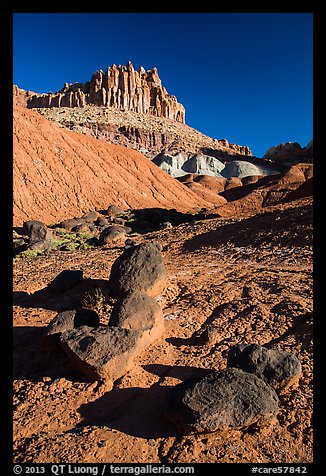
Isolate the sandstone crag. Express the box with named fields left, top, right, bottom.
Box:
left=27, top=61, right=185, bottom=123
left=13, top=85, right=36, bottom=107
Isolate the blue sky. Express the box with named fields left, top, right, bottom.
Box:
left=13, top=13, right=313, bottom=158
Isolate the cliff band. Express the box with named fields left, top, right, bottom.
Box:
left=27, top=61, right=185, bottom=123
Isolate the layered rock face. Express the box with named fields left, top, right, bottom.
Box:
left=32, top=105, right=252, bottom=159
left=27, top=61, right=185, bottom=123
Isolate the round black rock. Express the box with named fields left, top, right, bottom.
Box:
left=165, top=367, right=279, bottom=434
left=108, top=241, right=166, bottom=298
left=227, top=343, right=302, bottom=391
left=43, top=308, right=100, bottom=350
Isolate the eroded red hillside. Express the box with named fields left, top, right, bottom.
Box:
left=13, top=107, right=215, bottom=226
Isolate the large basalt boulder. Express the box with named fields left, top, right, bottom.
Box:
left=96, top=217, right=110, bottom=228
left=71, top=223, right=91, bottom=233
left=82, top=211, right=100, bottom=223
left=109, top=290, right=164, bottom=345
left=43, top=309, right=100, bottom=349
left=106, top=204, right=125, bottom=218
left=108, top=241, right=166, bottom=298
left=165, top=368, right=279, bottom=434
left=60, top=218, right=85, bottom=231
left=27, top=239, right=52, bottom=251
left=227, top=343, right=302, bottom=392
left=59, top=325, right=144, bottom=382
left=23, top=220, right=45, bottom=236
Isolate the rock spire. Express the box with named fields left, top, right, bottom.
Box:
left=27, top=62, right=186, bottom=123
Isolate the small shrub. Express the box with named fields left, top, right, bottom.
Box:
left=16, top=249, right=44, bottom=259
left=62, top=242, right=80, bottom=251
left=78, top=242, right=93, bottom=250
left=77, top=231, right=95, bottom=240
left=50, top=238, right=68, bottom=249
left=81, top=286, right=114, bottom=320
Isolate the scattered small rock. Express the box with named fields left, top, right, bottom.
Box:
left=122, top=225, right=132, bottom=234
left=99, top=225, right=126, bottom=245
left=13, top=238, right=26, bottom=249
left=106, top=204, right=124, bottom=218
left=160, top=222, right=173, bottom=230
left=125, top=238, right=138, bottom=247
left=88, top=224, right=98, bottom=233
left=198, top=327, right=221, bottom=346
left=113, top=217, right=126, bottom=225
left=164, top=313, right=177, bottom=320
left=153, top=240, right=163, bottom=251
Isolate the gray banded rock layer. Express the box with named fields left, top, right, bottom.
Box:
left=153, top=152, right=280, bottom=179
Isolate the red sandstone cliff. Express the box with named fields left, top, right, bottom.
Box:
left=27, top=62, right=185, bottom=123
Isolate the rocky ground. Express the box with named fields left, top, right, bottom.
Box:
left=13, top=196, right=313, bottom=463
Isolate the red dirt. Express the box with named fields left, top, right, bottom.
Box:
left=13, top=197, right=313, bottom=463
left=13, top=107, right=215, bottom=227
left=13, top=102, right=313, bottom=465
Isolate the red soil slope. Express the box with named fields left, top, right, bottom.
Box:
left=14, top=107, right=213, bottom=226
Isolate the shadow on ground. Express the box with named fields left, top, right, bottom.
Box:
left=77, top=383, right=175, bottom=438
left=13, top=277, right=109, bottom=312
left=183, top=203, right=312, bottom=252
left=143, top=363, right=211, bottom=382
left=76, top=363, right=211, bottom=439
left=13, top=326, right=93, bottom=383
